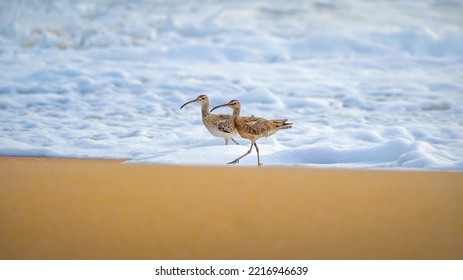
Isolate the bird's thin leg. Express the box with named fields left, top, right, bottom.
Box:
left=225, top=139, right=229, bottom=145
left=228, top=142, right=253, bottom=165
left=231, top=138, right=240, bottom=145
left=254, top=142, right=262, bottom=167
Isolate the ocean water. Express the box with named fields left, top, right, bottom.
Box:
left=1, top=0, right=462, bottom=169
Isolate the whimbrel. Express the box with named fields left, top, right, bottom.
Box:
left=180, top=95, right=240, bottom=145
left=211, top=99, right=292, bottom=166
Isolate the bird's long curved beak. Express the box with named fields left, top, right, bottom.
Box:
left=180, top=98, right=198, bottom=109
left=210, top=103, right=230, bottom=113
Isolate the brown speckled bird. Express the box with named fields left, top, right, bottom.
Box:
left=211, top=99, right=292, bottom=166
left=180, top=95, right=239, bottom=145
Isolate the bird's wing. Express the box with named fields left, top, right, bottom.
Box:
left=214, top=115, right=234, bottom=133
left=241, top=116, right=272, bottom=135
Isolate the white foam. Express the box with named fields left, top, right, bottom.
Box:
left=1, top=0, right=462, bottom=170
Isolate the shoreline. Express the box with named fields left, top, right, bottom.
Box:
left=0, top=156, right=126, bottom=163
left=2, top=156, right=461, bottom=172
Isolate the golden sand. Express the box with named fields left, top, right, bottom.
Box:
left=0, top=157, right=462, bottom=259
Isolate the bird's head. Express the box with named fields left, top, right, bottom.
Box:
left=180, top=94, right=209, bottom=109
left=210, top=99, right=240, bottom=112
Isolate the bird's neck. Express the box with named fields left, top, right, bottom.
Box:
left=232, top=107, right=240, bottom=121
left=231, top=107, right=241, bottom=129
left=201, top=103, right=210, bottom=118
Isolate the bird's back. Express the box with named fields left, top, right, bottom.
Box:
left=235, top=116, right=292, bottom=140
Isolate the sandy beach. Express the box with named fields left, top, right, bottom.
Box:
left=0, top=156, right=462, bottom=259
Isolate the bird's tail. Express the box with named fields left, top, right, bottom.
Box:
left=272, top=119, right=293, bottom=130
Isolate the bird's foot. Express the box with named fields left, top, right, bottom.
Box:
left=257, top=163, right=263, bottom=167
left=228, top=159, right=239, bottom=165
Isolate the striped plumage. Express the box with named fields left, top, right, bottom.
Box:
left=211, top=99, right=292, bottom=166
left=180, top=95, right=239, bottom=145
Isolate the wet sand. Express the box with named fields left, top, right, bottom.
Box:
left=0, top=156, right=462, bottom=259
